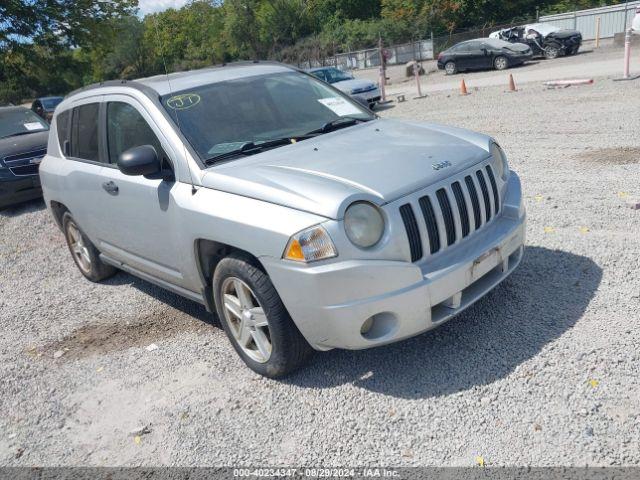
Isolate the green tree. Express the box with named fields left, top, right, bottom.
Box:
left=0, top=0, right=137, bottom=51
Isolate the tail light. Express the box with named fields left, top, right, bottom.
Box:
left=438, top=53, right=443, bottom=60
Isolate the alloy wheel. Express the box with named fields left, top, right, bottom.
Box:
left=221, top=277, right=272, bottom=363
left=67, top=221, right=91, bottom=273
left=545, top=47, right=559, bottom=59
left=445, top=62, right=456, bottom=75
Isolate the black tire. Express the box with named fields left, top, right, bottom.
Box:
left=444, top=61, right=457, bottom=75
left=544, top=43, right=561, bottom=59
left=213, top=253, right=313, bottom=378
left=62, top=212, right=117, bottom=282
left=494, top=55, right=509, bottom=71
left=569, top=45, right=580, bottom=56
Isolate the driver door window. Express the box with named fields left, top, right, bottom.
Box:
left=106, top=102, right=170, bottom=168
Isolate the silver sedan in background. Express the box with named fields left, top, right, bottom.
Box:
left=308, top=66, right=381, bottom=108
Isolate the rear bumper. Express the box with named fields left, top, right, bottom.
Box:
left=0, top=173, right=42, bottom=208
left=263, top=173, right=526, bottom=351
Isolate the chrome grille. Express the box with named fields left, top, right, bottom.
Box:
left=400, top=164, right=502, bottom=263
left=2, top=148, right=46, bottom=177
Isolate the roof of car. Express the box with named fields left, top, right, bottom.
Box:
left=67, top=62, right=297, bottom=99
left=37, top=96, right=63, bottom=101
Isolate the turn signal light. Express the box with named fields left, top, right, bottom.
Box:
left=283, top=226, right=338, bottom=263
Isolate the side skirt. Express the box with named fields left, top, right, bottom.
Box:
left=100, top=253, right=209, bottom=309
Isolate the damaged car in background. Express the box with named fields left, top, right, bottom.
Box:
left=490, top=23, right=582, bottom=59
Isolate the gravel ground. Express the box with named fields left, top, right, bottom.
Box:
left=1, top=63, right=640, bottom=468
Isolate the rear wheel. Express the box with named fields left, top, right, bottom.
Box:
left=213, top=253, right=313, bottom=378
left=494, top=55, right=509, bottom=71
left=444, top=61, right=457, bottom=75
left=544, top=43, right=561, bottom=59
left=62, top=212, right=116, bottom=282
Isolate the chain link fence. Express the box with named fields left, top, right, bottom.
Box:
left=288, top=2, right=640, bottom=72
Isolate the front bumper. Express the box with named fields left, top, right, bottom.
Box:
left=353, top=87, right=381, bottom=104
left=0, top=171, right=42, bottom=208
left=263, top=173, right=526, bottom=351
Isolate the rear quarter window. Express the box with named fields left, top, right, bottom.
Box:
left=56, top=110, right=71, bottom=154
left=70, top=103, right=100, bottom=162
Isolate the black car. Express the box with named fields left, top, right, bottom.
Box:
left=491, top=23, right=582, bottom=59
left=31, top=96, right=63, bottom=123
left=437, top=38, right=532, bottom=75
left=0, top=106, right=49, bottom=208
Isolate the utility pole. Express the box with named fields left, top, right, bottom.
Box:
left=378, top=35, right=387, bottom=103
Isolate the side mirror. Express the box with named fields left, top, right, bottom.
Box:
left=118, top=145, right=161, bottom=176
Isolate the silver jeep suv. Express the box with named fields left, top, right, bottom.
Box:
left=40, top=63, right=526, bottom=377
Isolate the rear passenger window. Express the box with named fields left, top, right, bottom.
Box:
left=106, top=102, right=168, bottom=166
left=70, top=103, right=100, bottom=162
left=56, top=110, right=70, bottom=154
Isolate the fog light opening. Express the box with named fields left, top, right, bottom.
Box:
left=360, top=317, right=374, bottom=335
left=360, top=312, right=398, bottom=341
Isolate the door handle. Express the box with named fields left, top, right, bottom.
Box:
left=102, top=181, right=119, bottom=195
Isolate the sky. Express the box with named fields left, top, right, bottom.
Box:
left=138, top=0, right=191, bottom=16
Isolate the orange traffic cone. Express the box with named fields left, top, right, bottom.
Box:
left=460, top=78, right=469, bottom=95
left=508, top=74, right=517, bottom=92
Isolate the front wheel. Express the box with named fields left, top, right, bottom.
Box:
left=544, top=44, right=560, bottom=59
left=494, top=55, right=509, bottom=71
left=444, top=61, right=457, bottom=75
left=213, top=253, right=314, bottom=378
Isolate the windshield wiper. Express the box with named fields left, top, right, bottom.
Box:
left=1, top=131, right=42, bottom=140
left=205, top=137, right=306, bottom=165
left=305, top=116, right=372, bottom=136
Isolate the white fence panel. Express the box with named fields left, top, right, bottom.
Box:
left=317, top=39, right=434, bottom=70
left=540, top=1, right=640, bottom=40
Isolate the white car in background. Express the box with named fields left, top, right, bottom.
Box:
left=308, top=67, right=381, bottom=109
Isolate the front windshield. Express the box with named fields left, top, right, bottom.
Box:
left=322, top=68, right=354, bottom=83
left=0, top=108, right=49, bottom=139
left=161, top=71, right=374, bottom=161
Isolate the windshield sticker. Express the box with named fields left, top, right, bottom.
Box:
left=318, top=97, right=362, bottom=116
left=24, top=122, right=45, bottom=131
left=166, top=93, right=201, bottom=110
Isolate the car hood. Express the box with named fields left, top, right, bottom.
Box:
left=331, top=78, right=377, bottom=93
left=0, top=131, right=49, bottom=160
left=548, top=29, right=581, bottom=39
left=201, top=119, right=492, bottom=219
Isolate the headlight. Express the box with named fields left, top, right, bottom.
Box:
left=344, top=202, right=385, bottom=248
left=491, top=142, right=509, bottom=181
left=283, top=225, right=337, bottom=263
